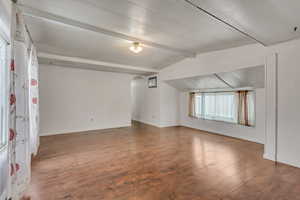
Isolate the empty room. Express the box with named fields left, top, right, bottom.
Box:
left=1, top=0, right=300, bottom=199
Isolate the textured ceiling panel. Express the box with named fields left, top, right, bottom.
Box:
left=218, top=65, right=265, bottom=89
left=25, top=16, right=183, bottom=69
left=165, top=66, right=265, bottom=92
left=21, top=0, right=254, bottom=70
left=21, top=0, right=253, bottom=51
left=166, top=74, right=230, bottom=92
left=189, top=0, right=300, bottom=45
left=21, top=0, right=300, bottom=71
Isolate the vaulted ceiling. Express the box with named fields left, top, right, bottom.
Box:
left=19, top=0, right=300, bottom=74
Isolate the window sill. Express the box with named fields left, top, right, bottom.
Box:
left=189, top=116, right=255, bottom=128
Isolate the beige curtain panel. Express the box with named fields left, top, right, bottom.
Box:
left=237, top=91, right=249, bottom=126
left=189, top=92, right=196, bottom=118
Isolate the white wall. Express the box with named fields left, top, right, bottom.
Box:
left=160, top=44, right=267, bottom=144
left=159, top=39, right=300, bottom=168
left=159, top=81, right=179, bottom=127
left=269, top=40, right=300, bottom=168
left=39, top=65, right=133, bottom=135
left=160, top=44, right=267, bottom=81
left=131, top=76, right=179, bottom=127
left=131, top=77, right=161, bottom=127
left=179, top=89, right=265, bottom=144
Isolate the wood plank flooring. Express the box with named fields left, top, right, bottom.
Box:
left=27, top=122, right=300, bottom=200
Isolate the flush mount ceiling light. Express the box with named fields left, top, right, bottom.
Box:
left=129, top=42, right=143, bottom=53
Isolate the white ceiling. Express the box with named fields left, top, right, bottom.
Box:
left=190, top=0, right=300, bottom=45
left=166, top=65, right=265, bottom=92
left=25, top=16, right=183, bottom=69
left=20, top=0, right=300, bottom=73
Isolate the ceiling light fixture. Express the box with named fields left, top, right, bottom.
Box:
left=129, top=42, right=143, bottom=53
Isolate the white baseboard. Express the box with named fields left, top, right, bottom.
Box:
left=159, top=123, right=180, bottom=128
left=263, top=153, right=275, bottom=161
left=263, top=153, right=300, bottom=169
left=133, top=119, right=179, bottom=128
left=181, top=123, right=263, bottom=144
left=133, top=119, right=161, bottom=128
left=40, top=123, right=132, bottom=136
left=277, top=157, right=300, bottom=169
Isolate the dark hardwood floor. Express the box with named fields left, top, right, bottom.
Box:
left=27, top=122, right=300, bottom=200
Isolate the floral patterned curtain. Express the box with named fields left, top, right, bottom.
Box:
left=28, top=46, right=39, bottom=156
left=7, top=4, right=40, bottom=200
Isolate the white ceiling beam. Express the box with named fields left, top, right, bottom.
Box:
left=184, top=0, right=267, bottom=46
left=38, top=52, right=159, bottom=75
left=19, top=4, right=196, bottom=57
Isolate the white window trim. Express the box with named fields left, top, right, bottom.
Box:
left=0, top=35, right=8, bottom=152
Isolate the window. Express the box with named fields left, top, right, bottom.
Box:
left=148, top=76, right=157, bottom=88
left=190, top=91, right=255, bottom=126
left=0, top=36, right=7, bottom=149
